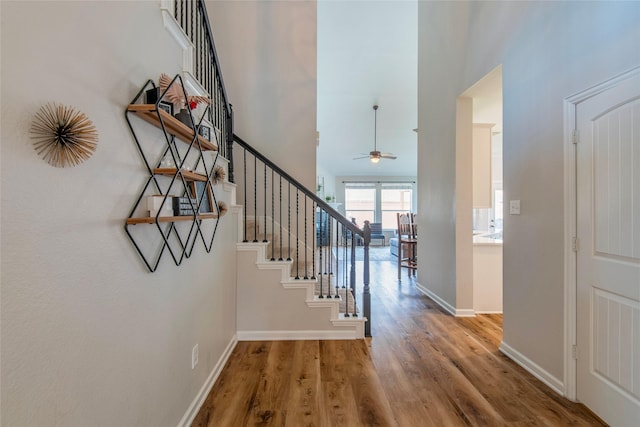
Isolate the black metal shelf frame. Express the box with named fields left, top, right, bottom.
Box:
left=124, top=75, right=222, bottom=272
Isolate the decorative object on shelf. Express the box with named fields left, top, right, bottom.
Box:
left=172, top=196, right=197, bottom=216
left=189, top=181, right=214, bottom=213
left=145, top=87, right=161, bottom=104
left=174, top=107, right=192, bottom=128
left=212, top=165, right=226, bottom=185
left=160, top=153, right=175, bottom=168
left=30, top=103, right=98, bottom=168
left=198, top=124, right=210, bottom=141
left=157, top=73, right=210, bottom=128
left=158, top=101, right=173, bottom=115
left=217, top=201, right=228, bottom=217
left=158, top=73, right=210, bottom=111
left=147, top=195, right=174, bottom=218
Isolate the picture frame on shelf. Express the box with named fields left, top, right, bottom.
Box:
left=189, top=181, right=214, bottom=213
left=145, top=87, right=161, bottom=104
left=198, top=125, right=211, bottom=141
left=158, top=101, right=173, bottom=116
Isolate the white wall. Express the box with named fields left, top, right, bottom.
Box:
left=418, top=1, right=640, bottom=385
left=206, top=0, right=317, bottom=191
left=1, top=2, right=237, bottom=425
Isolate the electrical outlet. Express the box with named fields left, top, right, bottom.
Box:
left=192, top=344, right=199, bottom=370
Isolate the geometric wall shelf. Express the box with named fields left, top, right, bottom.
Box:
left=124, top=75, right=221, bottom=272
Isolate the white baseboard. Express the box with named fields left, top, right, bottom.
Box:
left=455, top=309, right=476, bottom=317
left=415, top=282, right=475, bottom=317
left=237, top=329, right=360, bottom=341
left=177, top=334, right=238, bottom=427
left=475, top=310, right=503, bottom=314
left=499, top=341, right=565, bottom=397
left=416, top=282, right=455, bottom=315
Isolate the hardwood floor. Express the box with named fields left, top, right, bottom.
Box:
left=192, top=259, right=605, bottom=426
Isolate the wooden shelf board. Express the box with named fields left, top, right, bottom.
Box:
left=127, top=104, right=218, bottom=152
left=153, top=168, right=208, bottom=182
left=126, top=213, right=219, bottom=225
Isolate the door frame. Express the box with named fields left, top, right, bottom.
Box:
left=563, top=65, right=640, bottom=402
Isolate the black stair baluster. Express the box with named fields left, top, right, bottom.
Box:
left=343, top=228, right=347, bottom=289
left=295, top=189, right=299, bottom=279
left=327, top=217, right=331, bottom=281
left=303, top=196, right=309, bottom=280
left=263, top=162, right=267, bottom=243
left=311, top=203, right=316, bottom=280
left=318, top=208, right=323, bottom=297
left=279, top=175, right=283, bottom=261
left=336, top=222, right=342, bottom=298
left=336, top=220, right=341, bottom=299
left=242, top=148, right=247, bottom=242
left=287, top=182, right=291, bottom=261
left=270, top=168, right=275, bottom=260
left=253, top=155, right=257, bottom=242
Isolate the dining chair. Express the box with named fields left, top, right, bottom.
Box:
left=397, top=212, right=417, bottom=279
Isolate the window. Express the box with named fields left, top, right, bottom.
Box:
left=344, top=181, right=415, bottom=229
left=344, top=184, right=375, bottom=226
left=381, top=184, right=413, bottom=229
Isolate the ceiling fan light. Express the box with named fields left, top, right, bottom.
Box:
left=370, top=156, right=380, bottom=164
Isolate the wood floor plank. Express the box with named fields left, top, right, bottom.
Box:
left=319, top=340, right=361, bottom=426
left=247, top=340, right=295, bottom=425
left=345, top=339, right=398, bottom=426
left=284, top=340, right=325, bottom=427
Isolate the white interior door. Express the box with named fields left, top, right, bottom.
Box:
left=576, top=71, right=640, bottom=426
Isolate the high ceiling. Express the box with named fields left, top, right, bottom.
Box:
left=317, top=0, right=418, bottom=177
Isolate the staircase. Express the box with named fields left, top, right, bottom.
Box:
left=164, top=0, right=371, bottom=339
left=233, top=208, right=366, bottom=339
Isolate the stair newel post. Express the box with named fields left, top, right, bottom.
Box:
left=347, top=233, right=356, bottom=317
left=362, top=221, right=371, bottom=336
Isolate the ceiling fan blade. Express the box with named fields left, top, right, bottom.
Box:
left=352, top=155, right=370, bottom=160
left=380, top=153, right=397, bottom=159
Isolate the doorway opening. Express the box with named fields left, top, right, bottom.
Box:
left=455, top=65, right=503, bottom=317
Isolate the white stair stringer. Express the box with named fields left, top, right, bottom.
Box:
left=236, top=242, right=365, bottom=340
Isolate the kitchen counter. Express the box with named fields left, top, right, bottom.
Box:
left=473, top=231, right=503, bottom=246
left=473, top=232, right=503, bottom=313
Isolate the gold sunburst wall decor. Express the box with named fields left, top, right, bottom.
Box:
left=30, top=103, right=98, bottom=168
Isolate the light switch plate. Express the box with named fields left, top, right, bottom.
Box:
left=510, top=200, right=521, bottom=215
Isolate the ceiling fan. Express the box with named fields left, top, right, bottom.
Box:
left=353, top=105, right=397, bottom=163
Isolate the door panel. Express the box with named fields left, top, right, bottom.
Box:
left=577, top=71, right=640, bottom=426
